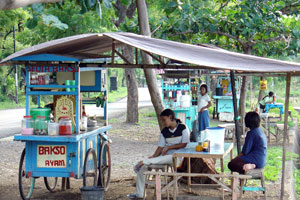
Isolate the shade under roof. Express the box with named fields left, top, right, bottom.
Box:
left=1, top=32, right=300, bottom=73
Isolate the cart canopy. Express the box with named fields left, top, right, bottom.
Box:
left=1, top=32, right=300, bottom=73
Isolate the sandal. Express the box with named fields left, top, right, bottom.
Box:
left=127, top=193, right=143, bottom=199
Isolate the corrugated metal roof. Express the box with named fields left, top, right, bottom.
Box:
left=1, top=32, right=300, bottom=73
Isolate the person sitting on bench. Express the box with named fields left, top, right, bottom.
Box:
left=228, top=112, right=267, bottom=174
left=128, top=109, right=190, bottom=199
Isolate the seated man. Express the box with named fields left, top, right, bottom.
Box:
left=128, top=109, right=190, bottom=199
left=228, top=112, right=267, bottom=174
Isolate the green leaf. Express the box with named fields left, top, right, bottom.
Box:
left=32, top=3, right=44, bottom=14
left=42, top=14, right=68, bottom=30
left=26, top=16, right=38, bottom=29
left=87, top=0, right=97, bottom=8
left=102, top=0, right=112, bottom=8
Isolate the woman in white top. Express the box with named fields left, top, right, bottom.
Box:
left=197, top=84, right=212, bottom=132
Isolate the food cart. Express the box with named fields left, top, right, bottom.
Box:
left=11, top=54, right=111, bottom=200
left=160, top=70, right=200, bottom=140
left=213, top=76, right=241, bottom=121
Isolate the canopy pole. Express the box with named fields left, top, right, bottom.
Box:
left=280, top=73, right=291, bottom=200
left=230, top=70, right=241, bottom=154
left=112, top=39, right=115, bottom=64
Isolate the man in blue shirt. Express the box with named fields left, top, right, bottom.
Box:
left=228, top=112, right=267, bottom=173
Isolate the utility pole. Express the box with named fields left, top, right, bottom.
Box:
left=13, top=26, right=18, bottom=104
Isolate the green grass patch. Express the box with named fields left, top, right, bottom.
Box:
left=294, top=168, right=300, bottom=198
left=107, top=87, right=127, bottom=103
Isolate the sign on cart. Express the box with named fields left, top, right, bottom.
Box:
left=37, top=145, right=67, bottom=168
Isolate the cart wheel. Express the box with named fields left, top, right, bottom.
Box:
left=191, top=120, right=199, bottom=142
left=44, top=177, right=58, bottom=192
left=19, top=149, right=35, bottom=200
left=98, top=141, right=111, bottom=191
left=83, top=148, right=98, bottom=187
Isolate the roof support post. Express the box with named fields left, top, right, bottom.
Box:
left=142, top=50, right=166, bottom=66
left=135, top=48, right=138, bottom=64
left=112, top=39, right=115, bottom=64
left=280, top=73, right=291, bottom=200
left=230, top=70, right=241, bottom=154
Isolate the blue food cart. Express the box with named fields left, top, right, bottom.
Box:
left=10, top=54, right=111, bottom=200
left=213, top=76, right=240, bottom=121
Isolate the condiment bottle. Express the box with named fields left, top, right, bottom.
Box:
left=21, top=116, right=34, bottom=135
left=59, top=116, right=72, bottom=135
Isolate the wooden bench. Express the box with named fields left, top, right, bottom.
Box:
left=143, top=171, right=252, bottom=200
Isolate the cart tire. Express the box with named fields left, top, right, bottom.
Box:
left=19, top=148, right=35, bottom=200
left=98, top=141, right=111, bottom=191
left=191, top=120, right=199, bottom=142
left=44, top=177, right=58, bottom=192
left=83, top=148, right=98, bottom=187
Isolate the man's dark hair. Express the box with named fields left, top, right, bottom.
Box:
left=200, top=84, right=208, bottom=93
left=160, top=109, right=182, bottom=123
left=269, top=91, right=274, bottom=97
left=245, top=112, right=260, bottom=129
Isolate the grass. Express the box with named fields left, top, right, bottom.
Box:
left=107, top=87, right=127, bottom=103
left=294, top=168, right=300, bottom=198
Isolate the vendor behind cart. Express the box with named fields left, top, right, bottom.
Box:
left=128, top=109, right=190, bottom=199
left=197, top=84, right=212, bottom=132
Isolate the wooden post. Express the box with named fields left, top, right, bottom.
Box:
left=155, top=174, right=162, bottom=200
left=280, top=73, right=291, bottom=200
left=111, top=39, right=115, bottom=64
left=230, top=70, right=241, bottom=154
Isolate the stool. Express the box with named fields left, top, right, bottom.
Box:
left=218, top=123, right=235, bottom=142
left=240, top=168, right=266, bottom=199
left=144, top=164, right=173, bottom=199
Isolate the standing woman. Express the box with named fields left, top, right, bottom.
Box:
left=197, top=84, right=212, bottom=132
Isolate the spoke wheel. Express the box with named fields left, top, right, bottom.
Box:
left=44, top=177, right=58, bottom=192
left=98, top=142, right=111, bottom=191
left=19, top=149, right=35, bottom=200
left=83, top=148, right=98, bottom=187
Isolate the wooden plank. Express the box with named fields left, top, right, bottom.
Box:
left=143, top=171, right=252, bottom=179
left=207, top=175, right=232, bottom=192
left=161, top=176, right=183, bottom=193
left=231, top=176, right=238, bottom=200
left=155, top=174, right=161, bottom=200
left=187, top=157, right=191, bottom=192
left=280, top=73, right=291, bottom=200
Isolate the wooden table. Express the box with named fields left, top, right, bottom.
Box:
left=172, top=142, right=234, bottom=192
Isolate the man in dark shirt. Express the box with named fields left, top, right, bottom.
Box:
left=228, top=112, right=267, bottom=173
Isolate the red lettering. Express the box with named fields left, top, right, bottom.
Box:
left=59, top=66, right=64, bottom=72
left=44, top=66, right=50, bottom=72
left=45, top=160, right=49, bottom=166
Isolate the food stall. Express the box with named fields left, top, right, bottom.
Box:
left=11, top=54, right=111, bottom=200
left=213, top=76, right=241, bottom=121
left=160, top=70, right=200, bottom=140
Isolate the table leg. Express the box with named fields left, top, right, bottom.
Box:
left=172, top=157, right=177, bottom=199
left=220, top=158, right=224, bottom=173
left=187, top=157, right=191, bottom=192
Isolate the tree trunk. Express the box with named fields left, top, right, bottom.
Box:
left=136, top=0, right=164, bottom=130
left=122, top=45, right=139, bottom=123
left=238, top=76, right=250, bottom=134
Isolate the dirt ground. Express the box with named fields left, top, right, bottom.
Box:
left=0, top=107, right=283, bottom=200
